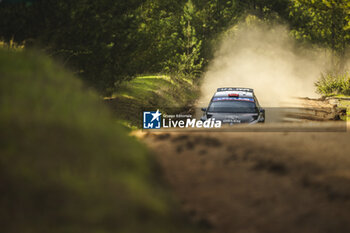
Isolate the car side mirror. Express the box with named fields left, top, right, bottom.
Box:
left=259, top=109, right=265, bottom=114
left=201, top=107, right=207, bottom=112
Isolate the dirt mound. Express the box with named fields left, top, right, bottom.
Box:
left=0, top=50, right=200, bottom=233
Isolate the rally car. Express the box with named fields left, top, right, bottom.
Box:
left=200, top=87, right=265, bottom=124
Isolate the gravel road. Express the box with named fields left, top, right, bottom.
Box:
left=135, top=122, right=350, bottom=233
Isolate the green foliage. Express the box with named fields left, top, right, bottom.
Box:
left=0, top=0, right=36, bottom=3
left=289, top=0, right=350, bottom=70
left=0, top=49, right=200, bottom=233
left=106, top=75, right=199, bottom=127
left=315, top=71, right=350, bottom=96
left=164, top=0, right=204, bottom=77
left=234, top=0, right=290, bottom=20
left=0, top=0, right=294, bottom=93
left=3, top=0, right=349, bottom=95
left=0, top=0, right=147, bottom=94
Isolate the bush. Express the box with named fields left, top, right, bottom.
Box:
left=315, top=72, right=350, bottom=96
left=105, top=75, right=199, bottom=128
left=0, top=49, right=199, bottom=233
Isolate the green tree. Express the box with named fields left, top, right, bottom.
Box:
left=134, top=1, right=184, bottom=74
left=165, top=0, right=203, bottom=77
left=0, top=0, right=147, bottom=94
left=0, top=0, right=298, bottom=93
left=290, top=0, right=350, bottom=70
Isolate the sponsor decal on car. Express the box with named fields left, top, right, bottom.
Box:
left=212, top=97, right=255, bottom=102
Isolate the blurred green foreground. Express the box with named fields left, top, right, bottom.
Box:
left=0, top=49, right=198, bottom=233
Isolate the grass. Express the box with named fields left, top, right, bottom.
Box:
left=0, top=49, right=202, bottom=233
left=105, top=75, right=199, bottom=127
left=0, top=39, right=24, bottom=50
left=314, top=72, right=350, bottom=121
left=315, top=72, right=350, bottom=96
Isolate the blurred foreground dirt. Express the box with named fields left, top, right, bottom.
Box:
left=135, top=122, right=350, bottom=233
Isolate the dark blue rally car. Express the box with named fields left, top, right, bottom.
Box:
left=200, top=87, right=265, bottom=124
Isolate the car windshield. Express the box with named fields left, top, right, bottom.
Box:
left=208, top=100, right=256, bottom=113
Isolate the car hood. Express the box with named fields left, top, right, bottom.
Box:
left=201, top=112, right=259, bottom=124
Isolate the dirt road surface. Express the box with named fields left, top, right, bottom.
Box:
left=134, top=122, right=350, bottom=233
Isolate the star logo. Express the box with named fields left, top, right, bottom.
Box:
left=143, top=110, right=162, bottom=129
left=150, top=110, right=161, bottom=122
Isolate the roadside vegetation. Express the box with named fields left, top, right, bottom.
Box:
left=0, top=49, right=201, bottom=233
left=1, top=1, right=349, bottom=105
left=1, top=0, right=349, bottom=107
left=105, top=75, right=199, bottom=127
left=316, top=72, right=350, bottom=97
left=1, top=0, right=347, bottom=95
left=315, top=72, right=350, bottom=121
left=0, top=39, right=24, bottom=50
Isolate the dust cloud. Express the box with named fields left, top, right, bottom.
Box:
left=198, top=21, right=332, bottom=107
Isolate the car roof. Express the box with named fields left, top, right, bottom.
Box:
left=217, top=87, right=254, bottom=92
left=214, top=91, right=254, bottom=98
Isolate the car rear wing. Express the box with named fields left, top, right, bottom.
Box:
left=217, top=87, right=254, bottom=92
